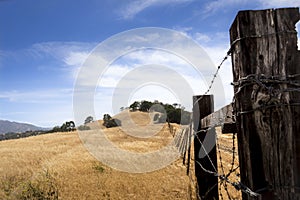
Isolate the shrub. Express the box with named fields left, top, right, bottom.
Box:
left=77, top=125, right=91, bottom=131
left=103, top=119, right=118, bottom=128
left=18, top=170, right=58, bottom=200
left=92, top=162, right=105, bottom=173
left=84, top=116, right=94, bottom=125
left=0, top=171, right=58, bottom=199
left=102, top=114, right=121, bottom=128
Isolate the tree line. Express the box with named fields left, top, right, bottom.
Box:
left=129, top=100, right=191, bottom=125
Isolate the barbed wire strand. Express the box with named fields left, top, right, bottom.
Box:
left=187, top=30, right=297, bottom=199
left=216, top=135, right=232, bottom=200
left=192, top=29, right=297, bottom=108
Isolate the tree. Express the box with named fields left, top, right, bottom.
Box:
left=102, top=114, right=121, bottom=128
left=103, top=114, right=112, bottom=122
left=139, top=100, right=153, bottom=112
left=48, top=126, right=61, bottom=133
left=167, top=108, right=181, bottom=124
left=129, top=101, right=140, bottom=111
left=66, top=121, right=76, bottom=131
left=127, top=100, right=191, bottom=125
left=60, top=121, right=76, bottom=132
left=60, top=123, right=68, bottom=132
left=84, top=116, right=93, bottom=125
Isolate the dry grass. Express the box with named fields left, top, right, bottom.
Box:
left=216, top=128, right=242, bottom=200
left=0, top=112, right=241, bottom=199
left=0, top=112, right=190, bottom=199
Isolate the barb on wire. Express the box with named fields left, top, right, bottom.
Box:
left=219, top=175, right=260, bottom=198
left=193, top=51, right=231, bottom=108
left=227, top=132, right=237, bottom=178
left=231, top=73, right=300, bottom=115
left=194, top=29, right=298, bottom=109
left=194, top=129, right=260, bottom=198
left=190, top=30, right=297, bottom=199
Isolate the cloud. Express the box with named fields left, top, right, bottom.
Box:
left=203, top=0, right=249, bottom=15
left=203, top=0, right=300, bottom=16
left=99, top=64, right=131, bottom=87
left=119, top=0, right=194, bottom=19
left=72, top=28, right=229, bottom=121
left=179, top=30, right=234, bottom=107
left=29, top=41, right=95, bottom=68
left=64, top=51, right=90, bottom=67
left=0, top=88, right=73, bottom=104
left=74, top=28, right=218, bottom=90
left=27, top=41, right=96, bottom=80
left=173, top=26, right=193, bottom=35
left=258, top=0, right=300, bottom=8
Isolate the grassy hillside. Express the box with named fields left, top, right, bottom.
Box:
left=0, top=111, right=241, bottom=199
left=0, top=111, right=191, bottom=199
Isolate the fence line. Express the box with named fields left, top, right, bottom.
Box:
left=168, top=8, right=299, bottom=200
left=190, top=7, right=300, bottom=200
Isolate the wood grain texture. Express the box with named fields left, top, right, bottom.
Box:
left=193, top=95, right=218, bottom=200
left=201, top=104, right=237, bottom=133
left=230, top=8, right=300, bottom=200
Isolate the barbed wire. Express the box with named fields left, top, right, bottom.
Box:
left=192, top=51, right=231, bottom=108
left=232, top=73, right=300, bottom=93
left=193, top=128, right=261, bottom=198
left=216, top=135, right=232, bottom=200
left=227, top=133, right=237, bottom=178
left=232, top=73, right=300, bottom=116
left=183, top=29, right=299, bottom=199
left=193, top=29, right=298, bottom=109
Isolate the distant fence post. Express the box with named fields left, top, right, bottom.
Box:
left=186, top=123, right=192, bottom=175
left=230, top=8, right=300, bottom=199
left=193, top=95, right=218, bottom=200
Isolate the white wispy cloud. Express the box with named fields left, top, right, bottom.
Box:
left=0, top=88, right=73, bottom=103
left=27, top=41, right=96, bottom=81
left=64, top=51, right=90, bottom=68
left=203, top=0, right=249, bottom=15
left=31, top=42, right=94, bottom=55
left=172, top=28, right=235, bottom=106
left=203, top=0, right=300, bottom=17
left=119, top=0, right=194, bottom=19
left=258, top=0, right=300, bottom=8
left=71, top=27, right=229, bottom=122
left=99, top=64, right=132, bottom=88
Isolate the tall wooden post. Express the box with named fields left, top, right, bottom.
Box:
left=186, top=123, right=192, bottom=175
left=193, top=95, right=218, bottom=200
left=230, top=8, right=300, bottom=199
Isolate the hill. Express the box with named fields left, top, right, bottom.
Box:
left=0, top=111, right=192, bottom=199
left=0, top=119, right=48, bottom=134
left=0, top=111, right=241, bottom=199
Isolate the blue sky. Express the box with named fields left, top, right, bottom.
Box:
left=0, top=0, right=299, bottom=127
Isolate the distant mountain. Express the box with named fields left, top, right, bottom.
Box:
left=0, top=120, right=48, bottom=134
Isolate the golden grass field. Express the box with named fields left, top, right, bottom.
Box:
left=0, top=111, right=241, bottom=199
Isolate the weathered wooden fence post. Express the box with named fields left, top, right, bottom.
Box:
left=193, top=95, right=218, bottom=199
left=186, top=123, right=192, bottom=175
left=230, top=8, right=300, bottom=199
